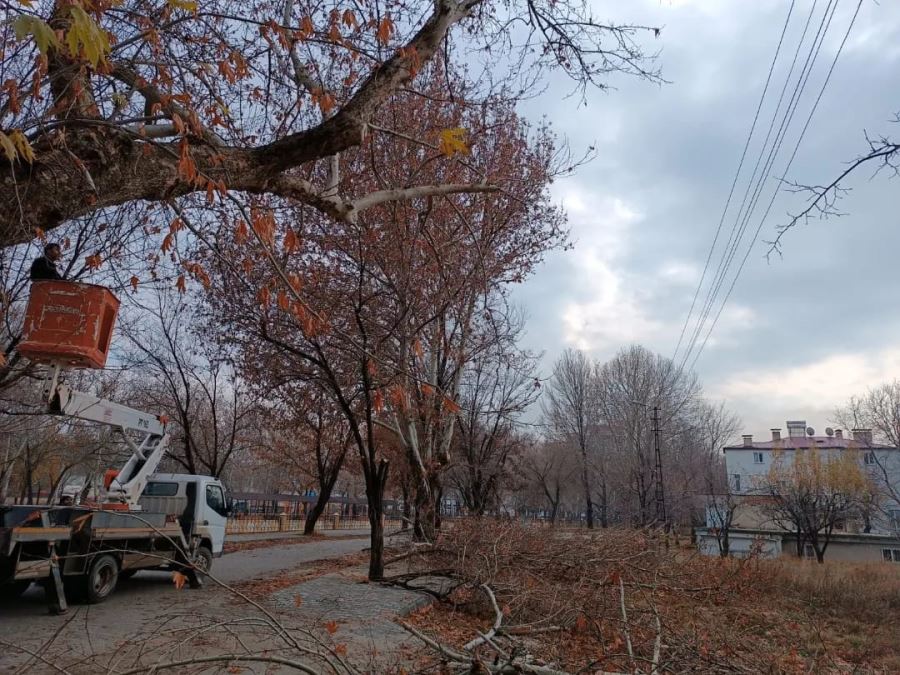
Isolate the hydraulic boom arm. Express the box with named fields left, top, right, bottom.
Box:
left=46, top=377, right=169, bottom=507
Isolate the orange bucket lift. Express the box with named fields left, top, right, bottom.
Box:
left=18, top=280, right=120, bottom=369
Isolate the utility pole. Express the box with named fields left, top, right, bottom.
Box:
left=652, top=406, right=667, bottom=529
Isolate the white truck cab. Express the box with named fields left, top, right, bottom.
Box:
left=139, top=474, right=230, bottom=571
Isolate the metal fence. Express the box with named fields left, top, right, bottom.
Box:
left=226, top=513, right=404, bottom=534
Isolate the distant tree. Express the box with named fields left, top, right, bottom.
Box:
left=263, top=388, right=351, bottom=534
left=120, top=289, right=256, bottom=478
left=543, top=349, right=600, bottom=528
left=595, top=345, right=701, bottom=527
left=757, top=448, right=874, bottom=563
left=834, top=383, right=900, bottom=531
left=520, top=439, right=578, bottom=524
left=449, top=325, right=539, bottom=516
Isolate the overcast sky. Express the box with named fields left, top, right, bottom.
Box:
left=511, top=0, right=900, bottom=439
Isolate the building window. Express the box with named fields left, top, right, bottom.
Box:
left=753, top=451, right=764, bottom=464
left=882, top=548, right=900, bottom=563
left=864, top=452, right=876, bottom=466
left=731, top=474, right=741, bottom=493
left=889, top=510, right=900, bottom=531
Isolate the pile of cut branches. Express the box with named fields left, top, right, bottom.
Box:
left=391, top=520, right=898, bottom=674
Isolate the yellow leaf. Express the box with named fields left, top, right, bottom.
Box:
left=65, top=6, right=111, bottom=68
left=438, top=128, right=469, bottom=157
left=12, top=15, right=59, bottom=56
left=0, top=132, right=15, bottom=163
left=10, top=130, right=34, bottom=163
left=167, top=0, right=198, bottom=11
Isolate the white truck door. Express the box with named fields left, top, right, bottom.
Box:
left=201, top=482, right=228, bottom=555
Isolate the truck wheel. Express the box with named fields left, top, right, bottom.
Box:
left=193, top=546, right=213, bottom=577
left=0, top=580, right=30, bottom=600
left=84, top=554, right=119, bottom=603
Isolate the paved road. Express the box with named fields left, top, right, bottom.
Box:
left=0, top=534, right=375, bottom=672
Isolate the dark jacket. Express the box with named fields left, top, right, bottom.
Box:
left=30, top=256, right=63, bottom=281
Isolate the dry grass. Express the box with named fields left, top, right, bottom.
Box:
left=399, top=521, right=900, bottom=674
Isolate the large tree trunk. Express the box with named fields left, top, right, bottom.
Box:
left=413, top=472, right=442, bottom=542
left=362, top=456, right=390, bottom=581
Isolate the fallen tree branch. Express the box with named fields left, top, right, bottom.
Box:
left=463, top=584, right=503, bottom=651
left=117, top=653, right=322, bottom=675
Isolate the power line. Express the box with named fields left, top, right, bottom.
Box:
left=671, top=0, right=797, bottom=363
left=677, top=0, right=839, bottom=372
left=678, top=0, right=826, bottom=372
left=688, top=0, right=864, bottom=370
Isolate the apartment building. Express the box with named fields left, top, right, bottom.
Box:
left=697, top=420, right=900, bottom=562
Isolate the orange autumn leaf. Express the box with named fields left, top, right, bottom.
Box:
left=334, top=644, right=347, bottom=656
left=293, top=594, right=303, bottom=607
left=129, top=275, right=139, bottom=292
left=325, top=620, right=339, bottom=635
left=34, top=226, right=45, bottom=241
left=161, top=233, right=174, bottom=253
left=0, top=353, right=6, bottom=368
left=376, top=15, right=394, bottom=45
left=172, top=571, right=187, bottom=590
left=234, top=220, right=249, bottom=245
left=420, top=382, right=435, bottom=397
left=413, top=339, right=424, bottom=359
left=283, top=227, right=299, bottom=254
left=277, top=290, right=290, bottom=311
left=257, top=286, right=271, bottom=307
left=443, top=396, right=461, bottom=414
left=373, top=389, right=384, bottom=413
left=85, top=253, right=102, bottom=270
left=175, top=274, right=186, bottom=293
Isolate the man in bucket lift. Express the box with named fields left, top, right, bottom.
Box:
left=30, top=242, right=65, bottom=281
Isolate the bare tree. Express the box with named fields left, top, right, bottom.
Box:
left=543, top=349, right=600, bottom=528
left=520, top=439, right=578, bottom=523
left=120, top=288, right=256, bottom=477
left=449, top=331, right=539, bottom=516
